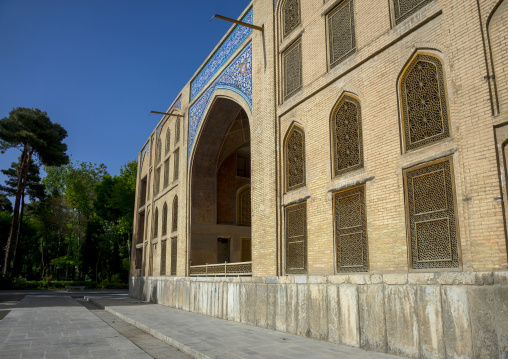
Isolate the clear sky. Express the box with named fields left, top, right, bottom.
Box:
left=0, top=0, right=252, bottom=183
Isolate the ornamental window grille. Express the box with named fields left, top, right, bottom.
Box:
left=282, top=0, right=301, bottom=38
left=155, top=168, right=161, bottom=195
left=393, top=0, right=432, bottom=25
left=165, top=128, right=171, bottom=154
left=173, top=148, right=180, bottom=181
left=285, top=202, right=307, bottom=274
left=335, top=185, right=368, bottom=272
left=327, top=0, right=356, bottom=69
left=332, top=95, right=363, bottom=176
left=145, top=210, right=150, bottom=241
left=153, top=208, right=159, bottom=238
left=157, top=139, right=162, bottom=163
left=237, top=185, right=251, bottom=226
left=283, top=40, right=302, bottom=100
left=163, top=159, right=169, bottom=188
left=175, top=118, right=181, bottom=143
left=172, top=196, right=178, bottom=232
left=160, top=240, right=166, bottom=275
left=170, top=238, right=177, bottom=275
left=162, top=202, right=168, bottom=236
left=285, top=125, right=306, bottom=191
left=400, top=53, right=450, bottom=151
left=404, top=157, right=460, bottom=269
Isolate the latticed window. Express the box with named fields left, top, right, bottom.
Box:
left=170, top=238, right=177, bottom=275
left=404, top=157, right=460, bottom=269
left=400, top=53, right=449, bottom=151
left=163, top=159, right=169, bottom=188
left=173, top=148, right=180, bottom=181
left=332, top=95, right=363, bottom=176
left=393, top=0, right=432, bottom=25
left=153, top=208, right=158, bottom=238
left=327, top=0, right=356, bottom=69
left=172, top=196, right=178, bottom=232
left=162, top=203, right=168, bottom=236
left=165, top=128, right=171, bottom=155
left=157, top=139, right=162, bottom=163
left=282, top=0, right=301, bottom=38
left=285, top=202, right=307, bottom=274
left=283, top=40, right=302, bottom=100
left=237, top=185, right=251, bottom=226
left=155, top=168, right=161, bottom=195
left=175, top=118, right=181, bottom=143
left=285, top=125, right=306, bottom=191
left=160, top=240, right=166, bottom=275
left=335, top=185, right=368, bottom=272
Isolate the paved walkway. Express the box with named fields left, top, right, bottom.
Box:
left=87, top=294, right=406, bottom=359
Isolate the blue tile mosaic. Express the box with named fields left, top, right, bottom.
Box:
left=190, top=8, right=253, bottom=101
left=188, top=42, right=252, bottom=159
left=274, top=0, right=279, bottom=11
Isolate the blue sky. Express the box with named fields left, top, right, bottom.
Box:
left=0, top=0, right=251, bottom=183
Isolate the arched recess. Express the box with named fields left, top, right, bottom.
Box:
left=284, top=123, right=306, bottom=192
left=487, top=0, right=508, bottom=115
left=189, top=94, right=252, bottom=266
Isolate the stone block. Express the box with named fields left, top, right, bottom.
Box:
left=359, top=284, right=386, bottom=353
left=294, top=276, right=308, bottom=284
left=286, top=284, right=298, bottom=335
left=417, top=286, right=445, bottom=359
left=276, top=284, right=287, bottom=333
left=227, top=283, right=240, bottom=323
left=339, top=284, right=360, bottom=347
left=407, top=273, right=436, bottom=285
left=474, top=272, right=495, bottom=286
left=383, top=274, right=408, bottom=285
left=308, top=284, right=328, bottom=340
left=384, top=285, right=419, bottom=358
left=239, top=284, right=248, bottom=324
left=256, top=284, right=268, bottom=328
left=246, top=284, right=257, bottom=325
left=265, top=276, right=279, bottom=284
left=221, top=281, right=228, bottom=320
left=469, top=286, right=498, bottom=358
left=296, top=284, right=309, bottom=337
left=494, top=286, right=508, bottom=359
left=266, top=284, right=277, bottom=330
left=308, top=276, right=327, bottom=284
left=494, top=271, right=508, bottom=285
left=327, top=285, right=340, bottom=344
left=371, top=274, right=383, bottom=284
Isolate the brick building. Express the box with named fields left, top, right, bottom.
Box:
left=130, top=1, right=508, bottom=357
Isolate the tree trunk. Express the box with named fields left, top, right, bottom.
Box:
left=2, top=147, right=32, bottom=275
left=12, top=189, right=25, bottom=276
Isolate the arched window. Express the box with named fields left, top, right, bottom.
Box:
left=282, top=0, right=301, bottom=38
left=165, top=128, right=171, bottom=155
left=392, top=0, right=432, bottom=25
left=237, top=185, right=251, bottom=226
left=400, top=53, right=449, bottom=151
left=157, top=139, right=162, bottom=163
left=153, top=208, right=159, bottom=238
left=332, top=94, right=363, bottom=176
left=285, top=125, right=306, bottom=191
left=172, top=196, right=178, bottom=232
left=162, top=202, right=168, bottom=236
left=175, top=118, right=181, bottom=143
left=327, top=0, right=356, bottom=68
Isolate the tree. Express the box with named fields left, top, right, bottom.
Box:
left=0, top=107, right=69, bottom=275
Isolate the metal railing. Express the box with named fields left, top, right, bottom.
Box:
left=189, top=261, right=252, bottom=277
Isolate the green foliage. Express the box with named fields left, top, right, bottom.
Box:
left=1, top=159, right=45, bottom=201
left=50, top=255, right=82, bottom=270
left=0, top=194, right=12, bottom=212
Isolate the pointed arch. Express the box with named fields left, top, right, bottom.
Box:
left=330, top=92, right=363, bottom=177
left=237, top=185, right=251, bottom=226
left=157, top=139, right=162, bottom=163
left=280, top=0, right=301, bottom=38
left=175, top=118, right=181, bottom=143
left=153, top=207, right=159, bottom=238
left=398, top=51, right=450, bottom=152
left=284, top=123, right=306, bottom=192
left=162, top=202, right=168, bottom=236
left=172, top=195, right=178, bottom=232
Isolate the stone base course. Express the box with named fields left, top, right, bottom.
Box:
left=131, top=272, right=508, bottom=359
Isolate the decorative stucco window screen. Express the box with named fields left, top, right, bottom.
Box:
left=153, top=208, right=159, bottom=238
left=332, top=95, right=363, bottom=176
left=170, top=238, right=177, bottom=275
left=285, top=125, right=306, bottom=191
left=283, top=40, right=302, bottom=100
left=400, top=53, right=450, bottom=151
left=334, top=185, right=368, bottom=272
left=282, top=0, right=301, bottom=38
left=327, top=0, right=356, bottom=69
left=404, top=157, right=460, bottom=269
left=163, top=159, right=169, bottom=188
left=162, top=203, right=168, bottom=236
left=285, top=202, right=307, bottom=274
left=157, top=139, right=162, bottom=163
left=173, top=148, right=180, bottom=181
left=172, top=196, right=178, bottom=232
left=175, top=119, right=181, bottom=143
left=155, top=168, right=160, bottom=195
left=165, top=128, right=171, bottom=154
left=393, top=0, right=432, bottom=25
left=237, top=185, right=252, bottom=226
left=160, top=240, right=166, bottom=275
